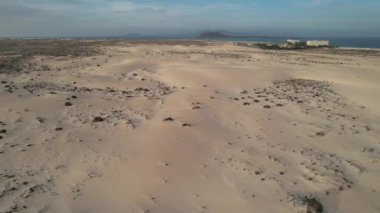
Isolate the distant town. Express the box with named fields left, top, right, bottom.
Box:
left=198, top=31, right=331, bottom=49
left=287, top=39, right=329, bottom=47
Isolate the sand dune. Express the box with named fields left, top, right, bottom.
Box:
left=0, top=40, right=379, bottom=213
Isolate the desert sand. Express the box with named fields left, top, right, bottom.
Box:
left=0, top=40, right=379, bottom=213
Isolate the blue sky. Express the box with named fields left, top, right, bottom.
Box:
left=1, top=0, right=379, bottom=37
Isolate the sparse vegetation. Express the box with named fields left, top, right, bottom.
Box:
left=0, top=39, right=103, bottom=74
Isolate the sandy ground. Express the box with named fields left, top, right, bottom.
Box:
left=0, top=40, right=380, bottom=213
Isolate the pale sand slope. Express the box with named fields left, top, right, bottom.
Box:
left=0, top=41, right=379, bottom=213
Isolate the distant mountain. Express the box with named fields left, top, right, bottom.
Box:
left=197, top=31, right=285, bottom=39
left=198, top=31, right=230, bottom=38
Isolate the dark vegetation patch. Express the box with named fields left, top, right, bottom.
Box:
left=121, top=40, right=210, bottom=47
left=0, top=39, right=103, bottom=74
left=236, top=78, right=370, bottom=136
left=15, top=80, right=172, bottom=99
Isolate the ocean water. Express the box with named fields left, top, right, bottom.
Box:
left=197, top=37, right=380, bottom=49
left=327, top=38, right=380, bottom=49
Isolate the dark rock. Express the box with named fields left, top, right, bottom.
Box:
left=243, top=102, right=250, bottom=106
left=93, top=117, right=105, bottom=122
left=263, top=105, right=271, bottom=109
left=316, top=131, right=326, bottom=137
left=306, top=198, right=323, bottom=213
left=36, top=117, right=45, bottom=123
left=135, top=87, right=149, bottom=92
left=71, top=95, right=78, bottom=99
left=65, top=102, right=72, bottom=106
left=163, top=117, right=174, bottom=122
left=182, top=123, right=192, bottom=127
left=362, top=147, right=375, bottom=152
left=0, top=129, right=7, bottom=134
left=55, top=127, right=63, bottom=131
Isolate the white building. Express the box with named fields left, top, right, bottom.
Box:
left=287, top=39, right=301, bottom=44
left=306, top=40, right=329, bottom=47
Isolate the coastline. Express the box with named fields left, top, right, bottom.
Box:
left=1, top=36, right=380, bottom=49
